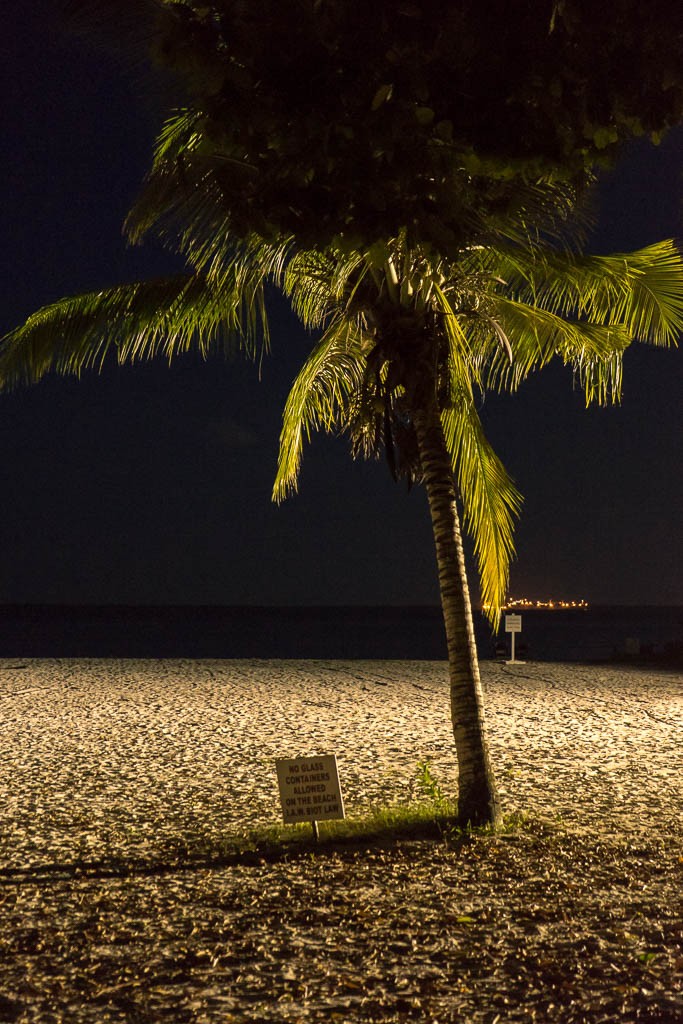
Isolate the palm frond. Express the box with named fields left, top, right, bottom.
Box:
left=128, top=117, right=299, bottom=306
left=492, top=241, right=683, bottom=347
left=284, top=252, right=336, bottom=328
left=616, top=242, right=683, bottom=346
left=487, top=297, right=632, bottom=397
left=125, top=109, right=247, bottom=271
left=0, top=270, right=268, bottom=390
left=432, top=282, right=481, bottom=392
left=283, top=249, right=370, bottom=331
left=124, top=108, right=205, bottom=243
left=273, top=317, right=365, bottom=502
left=441, top=397, right=522, bottom=625
left=575, top=351, right=625, bottom=406
left=483, top=180, right=594, bottom=254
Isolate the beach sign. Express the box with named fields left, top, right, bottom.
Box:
left=504, top=614, right=524, bottom=663
left=275, top=754, right=345, bottom=836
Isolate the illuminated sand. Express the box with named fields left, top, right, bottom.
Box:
left=0, top=659, right=680, bottom=867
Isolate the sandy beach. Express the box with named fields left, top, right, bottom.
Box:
left=0, top=658, right=681, bottom=1022
left=1, top=658, right=680, bottom=866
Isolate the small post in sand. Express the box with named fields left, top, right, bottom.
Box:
left=505, top=613, right=524, bottom=664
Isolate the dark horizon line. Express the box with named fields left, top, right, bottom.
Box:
left=0, top=602, right=680, bottom=612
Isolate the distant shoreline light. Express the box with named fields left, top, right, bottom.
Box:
left=503, top=598, right=589, bottom=610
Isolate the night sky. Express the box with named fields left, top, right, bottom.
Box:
left=2, top=3, right=682, bottom=607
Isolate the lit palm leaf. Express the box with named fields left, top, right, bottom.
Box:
left=273, top=317, right=365, bottom=501
left=442, top=396, right=522, bottom=622
left=0, top=270, right=267, bottom=388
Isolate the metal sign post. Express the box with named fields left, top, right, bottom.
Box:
left=505, top=614, right=523, bottom=664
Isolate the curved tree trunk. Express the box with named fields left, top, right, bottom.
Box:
left=414, top=405, right=501, bottom=828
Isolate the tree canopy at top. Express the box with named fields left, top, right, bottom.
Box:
left=69, top=0, right=683, bottom=255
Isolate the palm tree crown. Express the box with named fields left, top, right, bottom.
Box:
left=1, top=184, right=681, bottom=619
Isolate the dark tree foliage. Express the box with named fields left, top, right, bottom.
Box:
left=69, top=0, right=683, bottom=254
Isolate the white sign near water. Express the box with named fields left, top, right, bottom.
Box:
left=275, top=754, right=345, bottom=824
left=505, top=614, right=524, bottom=663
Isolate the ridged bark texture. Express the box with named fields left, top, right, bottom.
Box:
left=414, top=406, right=501, bottom=828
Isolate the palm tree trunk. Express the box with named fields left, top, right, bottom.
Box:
left=414, top=405, right=501, bottom=828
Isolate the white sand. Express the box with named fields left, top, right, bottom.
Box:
left=0, top=658, right=680, bottom=867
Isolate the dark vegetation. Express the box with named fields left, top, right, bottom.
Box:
left=70, top=0, right=683, bottom=253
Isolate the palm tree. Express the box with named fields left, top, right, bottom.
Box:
left=2, top=113, right=682, bottom=825
left=272, top=233, right=683, bottom=825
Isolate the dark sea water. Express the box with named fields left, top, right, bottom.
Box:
left=0, top=605, right=681, bottom=663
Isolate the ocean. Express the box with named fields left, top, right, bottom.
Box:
left=0, top=604, right=681, bottom=664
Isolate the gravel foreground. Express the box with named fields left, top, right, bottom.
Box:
left=0, top=658, right=681, bottom=1023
